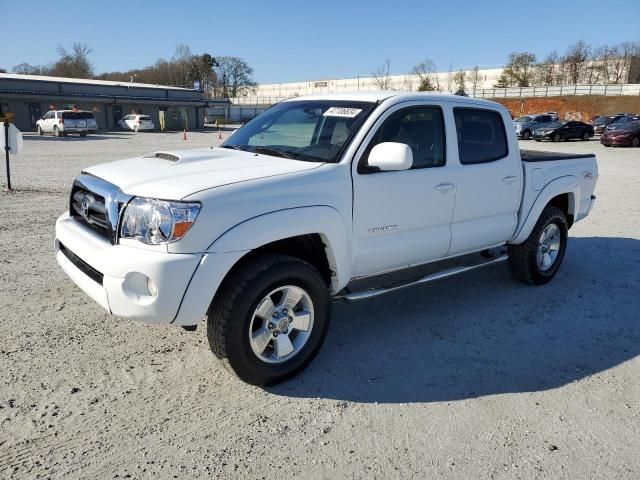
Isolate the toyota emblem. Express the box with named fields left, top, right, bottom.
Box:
left=81, top=197, right=91, bottom=219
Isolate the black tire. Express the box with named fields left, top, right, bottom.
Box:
left=54, top=126, right=61, bottom=137
left=207, top=254, right=330, bottom=385
left=632, top=137, right=640, bottom=148
left=552, top=133, right=561, bottom=143
left=535, top=139, right=541, bottom=142
left=37, top=125, right=44, bottom=136
left=508, top=206, right=568, bottom=285
left=522, top=130, right=531, bottom=140
left=582, top=131, right=590, bottom=141
left=80, top=132, right=87, bottom=137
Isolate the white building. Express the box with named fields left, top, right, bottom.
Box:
left=253, top=67, right=504, bottom=99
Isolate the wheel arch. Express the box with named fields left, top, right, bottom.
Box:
left=511, top=176, right=579, bottom=245
left=208, top=206, right=351, bottom=293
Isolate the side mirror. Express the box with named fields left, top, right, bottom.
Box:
left=367, top=142, right=413, bottom=171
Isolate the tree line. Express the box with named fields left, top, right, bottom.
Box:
left=494, top=40, right=640, bottom=88
left=9, top=43, right=257, bottom=97
left=370, top=39, right=640, bottom=93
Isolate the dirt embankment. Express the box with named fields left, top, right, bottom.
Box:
left=493, top=95, right=640, bottom=121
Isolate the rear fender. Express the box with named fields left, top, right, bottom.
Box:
left=511, top=176, right=579, bottom=244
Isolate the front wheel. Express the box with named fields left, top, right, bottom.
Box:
left=207, top=254, right=330, bottom=385
left=37, top=126, right=44, bottom=136
left=632, top=137, right=640, bottom=148
left=508, top=206, right=568, bottom=285
left=522, top=130, right=531, bottom=140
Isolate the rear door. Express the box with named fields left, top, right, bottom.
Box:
left=448, top=106, right=522, bottom=255
left=351, top=102, right=456, bottom=276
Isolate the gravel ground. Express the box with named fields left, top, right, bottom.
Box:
left=1, top=131, right=639, bottom=479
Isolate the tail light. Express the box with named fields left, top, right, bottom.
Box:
left=59, top=118, right=64, bottom=125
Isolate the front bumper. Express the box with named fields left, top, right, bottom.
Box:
left=600, top=136, right=630, bottom=146
left=55, top=212, right=203, bottom=323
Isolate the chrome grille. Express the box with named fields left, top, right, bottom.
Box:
left=69, top=174, right=132, bottom=244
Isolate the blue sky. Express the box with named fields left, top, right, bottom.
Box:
left=1, top=0, right=638, bottom=83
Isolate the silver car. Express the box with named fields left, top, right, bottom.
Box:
left=513, top=114, right=557, bottom=140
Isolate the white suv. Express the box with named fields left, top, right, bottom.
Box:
left=36, top=110, right=98, bottom=137
left=118, top=114, right=155, bottom=132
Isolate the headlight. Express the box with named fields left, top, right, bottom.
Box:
left=120, top=197, right=201, bottom=244
left=514, top=124, right=522, bottom=131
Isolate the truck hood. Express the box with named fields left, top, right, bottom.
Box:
left=84, top=148, right=324, bottom=199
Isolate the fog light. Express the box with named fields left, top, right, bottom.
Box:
left=147, top=277, right=158, bottom=297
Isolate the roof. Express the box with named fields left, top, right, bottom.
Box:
left=0, top=72, right=194, bottom=91
left=283, top=90, right=500, bottom=107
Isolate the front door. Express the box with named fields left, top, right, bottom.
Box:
left=448, top=106, right=522, bottom=255
left=352, top=104, right=455, bottom=277
left=112, top=105, right=123, bottom=129
left=28, top=103, right=42, bottom=130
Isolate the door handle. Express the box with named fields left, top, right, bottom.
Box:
left=502, top=175, right=518, bottom=184
left=434, top=183, right=455, bottom=192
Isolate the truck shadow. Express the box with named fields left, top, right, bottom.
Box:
left=269, top=237, right=640, bottom=403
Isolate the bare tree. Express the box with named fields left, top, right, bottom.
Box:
left=372, top=59, right=392, bottom=90
left=533, top=51, right=560, bottom=86
left=411, top=59, right=438, bottom=91
left=452, top=69, right=467, bottom=94
left=51, top=43, right=94, bottom=78
left=504, top=52, right=537, bottom=87
left=563, top=40, right=590, bottom=84
left=213, top=56, right=257, bottom=97
left=470, top=65, right=481, bottom=94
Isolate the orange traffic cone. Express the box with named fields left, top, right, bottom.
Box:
left=183, top=129, right=187, bottom=140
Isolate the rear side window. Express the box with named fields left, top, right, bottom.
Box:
left=454, top=108, right=508, bottom=165
left=138, top=115, right=151, bottom=121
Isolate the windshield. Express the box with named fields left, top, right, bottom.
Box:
left=594, top=116, right=613, bottom=125
left=222, top=100, right=376, bottom=163
left=514, top=116, right=532, bottom=123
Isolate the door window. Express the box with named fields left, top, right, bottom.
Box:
left=454, top=108, right=508, bottom=165
left=362, top=106, right=446, bottom=171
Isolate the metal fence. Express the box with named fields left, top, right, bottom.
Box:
left=226, top=82, right=640, bottom=106
left=471, top=83, right=640, bottom=99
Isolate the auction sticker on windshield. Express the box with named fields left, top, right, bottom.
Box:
left=323, top=107, right=363, bottom=118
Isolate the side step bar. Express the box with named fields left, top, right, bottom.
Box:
left=334, top=254, right=508, bottom=302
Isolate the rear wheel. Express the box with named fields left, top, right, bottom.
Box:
left=552, top=133, right=561, bottom=142
left=207, top=254, right=330, bottom=385
left=508, top=206, right=568, bottom=285
left=37, top=126, right=44, bottom=136
left=582, top=131, right=590, bottom=141
left=80, top=132, right=87, bottom=137
left=632, top=137, right=640, bottom=148
left=522, top=130, right=531, bottom=140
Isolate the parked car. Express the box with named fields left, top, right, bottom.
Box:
left=600, top=120, right=640, bottom=147
left=55, top=92, right=598, bottom=385
left=36, top=110, right=98, bottom=137
left=533, top=121, right=594, bottom=142
left=594, top=114, right=628, bottom=134
left=603, top=114, right=640, bottom=133
left=118, top=114, right=155, bottom=132
left=513, top=114, right=556, bottom=140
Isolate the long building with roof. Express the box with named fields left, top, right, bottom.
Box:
left=0, top=73, right=207, bottom=132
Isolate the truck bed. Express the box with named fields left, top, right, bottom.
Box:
left=520, top=150, right=596, bottom=163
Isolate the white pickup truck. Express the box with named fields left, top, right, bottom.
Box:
left=55, top=92, right=598, bottom=385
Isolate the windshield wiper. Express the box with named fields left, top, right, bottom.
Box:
left=221, top=144, right=248, bottom=151
left=251, top=147, right=298, bottom=160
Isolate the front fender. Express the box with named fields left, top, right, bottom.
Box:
left=510, top=176, right=580, bottom=245
left=209, top=206, right=352, bottom=292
